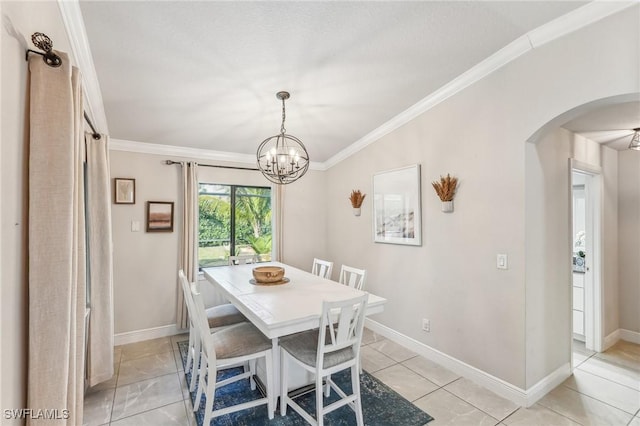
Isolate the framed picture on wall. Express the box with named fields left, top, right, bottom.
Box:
left=114, top=178, right=135, bottom=204
left=146, top=201, right=174, bottom=232
left=373, top=164, right=422, bottom=246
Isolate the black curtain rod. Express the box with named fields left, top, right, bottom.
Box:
left=84, top=112, right=101, bottom=140
left=164, top=160, right=258, bottom=171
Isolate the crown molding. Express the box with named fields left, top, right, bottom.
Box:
left=324, top=0, right=638, bottom=169
left=527, top=0, right=637, bottom=48
left=57, top=0, right=109, bottom=134
left=109, top=138, right=327, bottom=171
left=109, top=139, right=256, bottom=164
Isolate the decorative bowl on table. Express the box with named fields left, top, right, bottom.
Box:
left=252, top=266, right=286, bottom=285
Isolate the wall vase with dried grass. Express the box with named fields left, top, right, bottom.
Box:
left=431, top=174, right=458, bottom=213
left=349, top=190, right=366, bottom=216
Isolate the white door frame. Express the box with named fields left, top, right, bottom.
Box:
left=570, top=159, right=603, bottom=357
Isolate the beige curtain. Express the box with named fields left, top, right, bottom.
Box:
left=28, top=52, right=86, bottom=425
left=274, top=185, right=284, bottom=262
left=85, top=134, right=114, bottom=387
left=178, top=162, right=199, bottom=329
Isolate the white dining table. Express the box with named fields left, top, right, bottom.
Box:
left=202, top=261, right=387, bottom=395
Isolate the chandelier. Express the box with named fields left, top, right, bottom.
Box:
left=628, top=128, right=640, bottom=150
left=257, top=91, right=310, bottom=184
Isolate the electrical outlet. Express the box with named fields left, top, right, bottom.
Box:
left=422, top=318, right=430, bottom=332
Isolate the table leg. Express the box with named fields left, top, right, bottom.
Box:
left=271, top=337, right=281, bottom=409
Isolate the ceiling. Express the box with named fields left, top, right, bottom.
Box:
left=563, top=101, right=640, bottom=151
left=79, top=1, right=590, bottom=162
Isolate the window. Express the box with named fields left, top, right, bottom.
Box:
left=198, top=184, right=272, bottom=268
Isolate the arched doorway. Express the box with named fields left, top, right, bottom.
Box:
left=525, top=92, right=639, bottom=402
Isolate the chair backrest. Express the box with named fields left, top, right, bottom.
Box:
left=178, top=270, right=196, bottom=326
left=179, top=269, right=205, bottom=363
left=311, top=258, right=334, bottom=280
left=338, top=265, right=366, bottom=290
left=316, top=294, right=368, bottom=369
left=189, top=282, right=217, bottom=363
left=229, top=255, right=258, bottom=265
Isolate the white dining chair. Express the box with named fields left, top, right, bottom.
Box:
left=338, top=265, right=366, bottom=290
left=311, top=258, right=334, bottom=280
left=178, top=270, right=246, bottom=392
left=190, top=283, right=275, bottom=423
left=279, top=294, right=368, bottom=426
left=228, top=254, right=258, bottom=265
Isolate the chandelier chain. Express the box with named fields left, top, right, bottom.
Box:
left=280, top=97, right=287, bottom=134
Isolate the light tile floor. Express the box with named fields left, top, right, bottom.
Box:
left=84, top=331, right=640, bottom=426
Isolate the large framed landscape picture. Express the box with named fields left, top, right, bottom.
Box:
left=146, top=201, right=174, bottom=232
left=373, top=164, right=422, bottom=246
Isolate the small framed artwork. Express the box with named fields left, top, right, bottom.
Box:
left=146, top=201, right=174, bottom=232
left=114, top=178, right=135, bottom=204
left=373, top=164, right=422, bottom=246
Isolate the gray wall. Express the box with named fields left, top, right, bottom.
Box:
left=525, top=129, right=620, bottom=386
left=324, top=7, right=639, bottom=389
left=525, top=128, right=573, bottom=387
left=618, top=150, right=640, bottom=333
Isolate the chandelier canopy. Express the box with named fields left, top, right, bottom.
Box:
left=257, top=91, right=309, bottom=185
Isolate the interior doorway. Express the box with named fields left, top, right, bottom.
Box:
left=571, top=172, right=587, bottom=343
left=570, top=162, right=603, bottom=370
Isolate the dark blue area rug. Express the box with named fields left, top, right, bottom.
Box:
left=177, top=341, right=433, bottom=426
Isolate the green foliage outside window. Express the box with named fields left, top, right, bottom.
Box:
left=198, top=184, right=272, bottom=267
left=199, top=195, right=231, bottom=246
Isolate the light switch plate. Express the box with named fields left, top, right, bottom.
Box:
left=131, top=221, right=141, bottom=232
left=497, top=254, right=508, bottom=270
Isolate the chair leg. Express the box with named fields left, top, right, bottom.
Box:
left=351, top=364, right=364, bottom=426
left=265, top=351, right=275, bottom=420
left=280, top=348, right=288, bottom=416
left=185, top=331, right=194, bottom=374
left=324, top=374, right=331, bottom=397
left=203, top=364, right=217, bottom=426
left=249, top=359, right=257, bottom=390
left=316, top=373, right=324, bottom=426
left=194, top=357, right=206, bottom=412
left=190, top=337, right=202, bottom=392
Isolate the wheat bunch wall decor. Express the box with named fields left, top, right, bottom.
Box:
left=431, top=174, right=458, bottom=212
left=349, top=190, right=366, bottom=216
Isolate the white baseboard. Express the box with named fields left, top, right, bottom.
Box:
left=114, top=324, right=183, bottom=346
left=603, top=329, right=621, bottom=351
left=524, top=363, right=571, bottom=407
left=603, top=328, right=640, bottom=350
left=619, top=329, right=640, bottom=345
left=364, top=318, right=571, bottom=407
